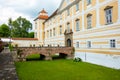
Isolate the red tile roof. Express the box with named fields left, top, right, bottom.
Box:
left=34, top=9, right=48, bottom=20
left=38, top=15, right=48, bottom=20
left=12, top=38, right=38, bottom=40
left=40, top=9, right=47, bottom=13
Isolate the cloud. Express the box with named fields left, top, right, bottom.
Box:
left=0, top=0, right=62, bottom=26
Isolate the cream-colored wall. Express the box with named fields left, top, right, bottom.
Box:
left=12, top=40, right=39, bottom=47
left=84, top=10, right=96, bottom=29
left=37, top=0, right=120, bottom=49
left=100, top=1, right=118, bottom=25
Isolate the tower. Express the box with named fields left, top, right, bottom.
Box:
left=34, top=9, right=48, bottom=45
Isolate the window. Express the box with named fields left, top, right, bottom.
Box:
left=35, top=32, right=37, bottom=38
left=87, top=41, right=91, bottom=48
left=66, top=0, right=70, bottom=4
left=60, top=15, right=62, bottom=20
left=60, top=26, right=62, bottom=35
left=76, top=3, right=79, bottom=11
left=47, top=31, right=49, bottom=38
left=105, top=8, right=112, bottom=24
left=35, top=22, right=37, bottom=29
left=110, top=39, right=116, bottom=48
left=87, top=14, right=92, bottom=29
left=50, top=30, right=52, bottom=37
left=76, top=19, right=80, bottom=31
left=67, top=23, right=70, bottom=33
left=67, top=9, right=70, bottom=16
left=87, top=0, right=91, bottom=5
left=53, top=28, right=55, bottom=36
left=76, top=42, right=79, bottom=48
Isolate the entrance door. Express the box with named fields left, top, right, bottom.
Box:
left=67, top=39, right=71, bottom=47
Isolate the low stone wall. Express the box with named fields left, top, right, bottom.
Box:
left=14, top=47, right=74, bottom=61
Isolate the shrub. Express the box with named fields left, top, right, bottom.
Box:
left=74, top=57, right=82, bottom=62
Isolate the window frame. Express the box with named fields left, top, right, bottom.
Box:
left=76, top=42, right=79, bottom=48
left=110, top=39, right=116, bottom=48
left=67, top=23, right=70, bottom=33
left=87, top=41, right=91, bottom=48
left=60, top=26, right=62, bottom=35
left=67, top=9, right=70, bottom=16
left=87, top=0, right=91, bottom=5
left=105, top=8, right=113, bottom=24
left=76, top=3, right=79, bottom=11
left=53, top=28, right=56, bottom=36
left=76, top=19, right=80, bottom=31
left=87, top=15, right=92, bottom=29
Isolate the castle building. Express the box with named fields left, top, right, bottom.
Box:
left=34, top=0, right=120, bottom=69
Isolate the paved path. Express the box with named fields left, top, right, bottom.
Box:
left=0, top=48, right=19, bottom=80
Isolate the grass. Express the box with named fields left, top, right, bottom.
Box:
left=15, top=59, right=120, bottom=80
left=26, top=54, right=40, bottom=61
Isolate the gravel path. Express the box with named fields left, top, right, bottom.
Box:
left=0, top=48, right=19, bottom=80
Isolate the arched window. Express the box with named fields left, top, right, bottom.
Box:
left=67, top=39, right=71, bottom=47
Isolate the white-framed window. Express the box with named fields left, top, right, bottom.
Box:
left=76, top=42, right=79, bottom=48
left=76, top=20, right=80, bottom=31
left=67, top=23, right=70, bottom=33
left=35, top=32, right=37, bottom=38
left=105, top=8, right=112, bottom=24
left=53, top=28, right=55, bottom=36
left=50, top=30, right=52, bottom=37
left=87, top=41, right=91, bottom=48
left=87, top=15, right=92, bottom=29
left=87, top=0, right=91, bottom=5
left=47, top=31, right=49, bottom=38
left=110, top=39, right=116, bottom=48
left=66, top=0, right=70, bottom=4
left=60, top=26, right=62, bottom=35
left=76, top=3, right=79, bottom=11
left=35, top=22, right=37, bottom=29
left=67, top=9, right=70, bottom=16
left=60, top=15, right=62, bottom=20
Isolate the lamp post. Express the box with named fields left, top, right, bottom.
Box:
left=8, top=18, right=12, bottom=47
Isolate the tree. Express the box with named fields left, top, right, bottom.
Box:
left=12, top=16, right=32, bottom=38
left=0, top=24, right=10, bottom=37
left=28, top=32, right=34, bottom=38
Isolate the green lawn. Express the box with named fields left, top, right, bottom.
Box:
left=15, top=60, right=120, bottom=80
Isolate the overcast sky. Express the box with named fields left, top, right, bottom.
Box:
left=0, top=0, right=62, bottom=26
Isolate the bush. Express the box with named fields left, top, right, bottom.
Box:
left=74, top=57, right=82, bottom=62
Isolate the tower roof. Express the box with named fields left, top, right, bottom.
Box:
left=39, top=9, right=47, bottom=13
left=34, top=9, right=48, bottom=21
